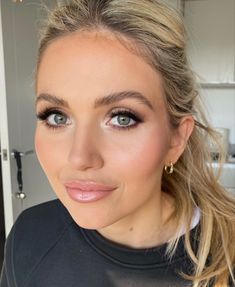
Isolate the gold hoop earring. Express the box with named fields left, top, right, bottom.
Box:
left=164, top=161, right=174, bottom=174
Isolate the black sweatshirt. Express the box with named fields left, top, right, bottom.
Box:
left=0, top=199, right=201, bottom=287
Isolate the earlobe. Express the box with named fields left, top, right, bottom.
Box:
left=166, top=116, right=195, bottom=165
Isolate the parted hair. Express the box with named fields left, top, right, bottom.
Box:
left=36, top=1, right=235, bottom=286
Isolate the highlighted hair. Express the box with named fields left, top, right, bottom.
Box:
left=37, top=1, right=235, bottom=286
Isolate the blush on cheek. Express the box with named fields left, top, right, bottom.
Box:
left=34, top=130, right=60, bottom=174
left=35, top=129, right=72, bottom=182
left=134, top=141, right=166, bottom=177
left=112, top=128, right=170, bottom=179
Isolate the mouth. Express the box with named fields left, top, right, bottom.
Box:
left=64, top=181, right=116, bottom=203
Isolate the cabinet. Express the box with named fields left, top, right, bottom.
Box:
left=184, top=0, right=235, bottom=85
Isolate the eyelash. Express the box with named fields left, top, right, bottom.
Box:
left=108, top=108, right=143, bottom=130
left=36, top=107, right=143, bottom=131
left=36, top=108, right=69, bottom=130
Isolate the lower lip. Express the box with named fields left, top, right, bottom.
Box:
left=65, top=187, right=115, bottom=203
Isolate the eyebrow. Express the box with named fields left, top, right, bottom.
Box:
left=35, top=94, right=69, bottom=108
left=35, top=90, right=154, bottom=110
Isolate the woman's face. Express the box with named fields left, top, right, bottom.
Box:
left=35, top=31, right=178, bottom=230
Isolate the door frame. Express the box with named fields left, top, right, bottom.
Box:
left=0, top=3, right=14, bottom=237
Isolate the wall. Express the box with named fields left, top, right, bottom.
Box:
left=200, top=89, right=235, bottom=145
left=185, top=0, right=235, bottom=83
left=184, top=0, right=235, bottom=146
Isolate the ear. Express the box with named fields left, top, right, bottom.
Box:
left=165, top=116, right=195, bottom=165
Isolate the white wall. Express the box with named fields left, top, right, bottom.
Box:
left=184, top=0, right=235, bottom=146
left=185, top=0, right=235, bottom=83
left=200, top=89, right=235, bottom=144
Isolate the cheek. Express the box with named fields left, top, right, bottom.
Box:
left=35, top=123, right=170, bottom=183
left=34, top=128, right=67, bottom=176
left=106, top=126, right=170, bottom=179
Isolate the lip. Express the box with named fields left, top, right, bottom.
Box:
left=64, top=181, right=116, bottom=203
left=64, top=181, right=116, bottom=192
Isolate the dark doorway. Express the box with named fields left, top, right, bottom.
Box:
left=0, top=153, right=6, bottom=270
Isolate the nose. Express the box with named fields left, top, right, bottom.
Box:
left=68, top=126, right=104, bottom=171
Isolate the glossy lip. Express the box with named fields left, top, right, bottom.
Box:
left=64, top=181, right=117, bottom=192
left=64, top=181, right=116, bottom=203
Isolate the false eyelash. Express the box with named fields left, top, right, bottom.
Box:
left=36, top=107, right=69, bottom=130
left=108, top=108, right=143, bottom=130
left=36, top=107, right=143, bottom=131
left=36, top=107, right=65, bottom=121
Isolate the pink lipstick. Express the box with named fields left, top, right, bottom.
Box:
left=64, top=181, right=116, bottom=203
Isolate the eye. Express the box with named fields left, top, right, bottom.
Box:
left=36, top=108, right=71, bottom=129
left=47, top=113, right=68, bottom=125
left=107, top=108, right=143, bottom=130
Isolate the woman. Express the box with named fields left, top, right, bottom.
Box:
left=1, top=0, right=235, bottom=286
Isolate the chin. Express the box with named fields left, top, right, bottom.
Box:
left=63, top=204, right=112, bottom=230
left=72, top=215, right=111, bottom=230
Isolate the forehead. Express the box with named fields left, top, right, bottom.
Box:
left=36, top=30, right=165, bottom=108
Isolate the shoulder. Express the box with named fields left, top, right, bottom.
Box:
left=15, top=199, right=73, bottom=231
left=12, top=199, right=73, bottom=244
left=4, top=199, right=74, bottom=285
left=12, top=198, right=74, bottom=250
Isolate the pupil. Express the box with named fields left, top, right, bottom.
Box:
left=55, top=114, right=66, bottom=124
left=118, top=116, right=130, bottom=125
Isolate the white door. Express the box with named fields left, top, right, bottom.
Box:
left=0, top=0, right=58, bottom=236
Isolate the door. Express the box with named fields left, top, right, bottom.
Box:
left=0, top=0, right=58, bottom=237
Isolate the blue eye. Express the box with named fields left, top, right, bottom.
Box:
left=47, top=113, right=68, bottom=126
left=36, top=107, right=143, bottom=131
left=36, top=108, right=71, bottom=129
left=108, top=109, right=143, bottom=130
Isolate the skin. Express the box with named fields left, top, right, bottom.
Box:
left=35, top=30, right=194, bottom=248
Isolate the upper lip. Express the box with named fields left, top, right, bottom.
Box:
left=64, top=181, right=116, bottom=192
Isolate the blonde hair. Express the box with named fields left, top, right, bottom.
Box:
left=36, top=0, right=235, bottom=286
